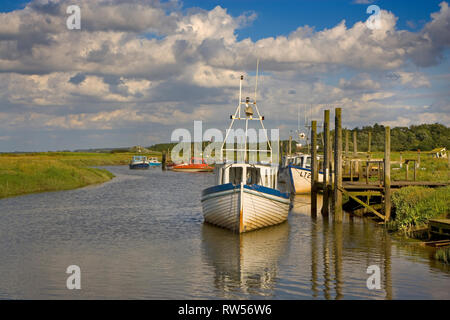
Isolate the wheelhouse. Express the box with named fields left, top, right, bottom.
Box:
left=215, top=163, right=279, bottom=189
left=132, top=156, right=147, bottom=162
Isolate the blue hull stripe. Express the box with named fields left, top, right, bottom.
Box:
left=243, top=184, right=289, bottom=199
left=129, top=163, right=150, bottom=169
left=202, top=183, right=289, bottom=199
left=202, top=183, right=237, bottom=197
left=288, top=164, right=324, bottom=174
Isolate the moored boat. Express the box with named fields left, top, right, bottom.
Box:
left=148, top=157, right=161, bottom=167
left=129, top=155, right=150, bottom=169
left=201, top=70, right=290, bottom=233
left=282, top=153, right=324, bottom=194
left=172, top=157, right=213, bottom=172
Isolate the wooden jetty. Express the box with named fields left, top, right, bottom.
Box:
left=429, top=219, right=450, bottom=237
left=311, top=108, right=449, bottom=222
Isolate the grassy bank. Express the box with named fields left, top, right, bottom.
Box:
left=0, top=152, right=160, bottom=198
left=387, top=185, right=450, bottom=233
left=364, top=151, right=449, bottom=183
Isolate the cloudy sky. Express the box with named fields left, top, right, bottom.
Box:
left=0, top=0, right=449, bottom=151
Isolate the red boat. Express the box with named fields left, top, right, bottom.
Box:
left=172, top=157, right=213, bottom=172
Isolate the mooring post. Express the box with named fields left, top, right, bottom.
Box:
left=162, top=151, right=167, bottom=171
left=417, top=149, right=421, bottom=168
left=399, top=152, right=403, bottom=168
left=353, top=130, right=361, bottom=179
left=345, top=129, right=349, bottom=174
left=384, top=126, right=391, bottom=221
left=322, top=110, right=330, bottom=216
left=334, top=108, right=343, bottom=222
left=311, top=120, right=318, bottom=218
left=345, top=129, right=349, bottom=157
left=365, top=158, right=369, bottom=185
left=289, top=135, right=292, bottom=157
left=405, top=161, right=409, bottom=181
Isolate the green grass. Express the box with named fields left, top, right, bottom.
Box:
left=0, top=152, right=160, bottom=198
left=365, top=151, right=449, bottom=183
left=435, top=247, right=450, bottom=264
left=387, top=186, right=450, bottom=233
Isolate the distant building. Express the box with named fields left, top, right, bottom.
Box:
left=427, top=147, right=447, bottom=158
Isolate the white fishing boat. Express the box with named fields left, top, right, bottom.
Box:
left=201, top=67, right=290, bottom=233
left=282, top=153, right=324, bottom=194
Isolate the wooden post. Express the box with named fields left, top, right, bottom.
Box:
left=345, top=129, right=349, bottom=175
left=345, top=129, right=349, bottom=157
left=289, top=136, right=292, bottom=157
left=322, top=110, right=330, bottom=216
left=365, top=160, right=369, bottom=185
left=399, top=152, right=403, bottom=169
left=378, top=162, right=381, bottom=184
left=384, top=126, right=391, bottom=221
left=350, top=161, right=353, bottom=181
left=162, top=151, right=167, bottom=171
left=417, top=149, right=421, bottom=168
left=354, top=131, right=361, bottom=179
left=311, top=120, right=318, bottom=218
left=405, top=161, right=409, bottom=181
left=334, top=108, right=343, bottom=222
left=368, top=131, right=372, bottom=154
left=414, top=160, right=417, bottom=181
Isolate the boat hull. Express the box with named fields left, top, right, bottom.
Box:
left=148, top=162, right=161, bottom=167
left=129, top=163, right=150, bottom=169
left=172, top=167, right=213, bottom=172
left=288, top=165, right=323, bottom=194
left=201, top=183, right=290, bottom=233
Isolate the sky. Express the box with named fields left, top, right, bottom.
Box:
left=0, top=0, right=449, bottom=152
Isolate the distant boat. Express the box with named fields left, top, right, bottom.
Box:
left=281, top=153, right=324, bottom=194
left=129, top=155, right=150, bottom=169
left=148, top=157, right=161, bottom=167
left=172, top=157, right=213, bottom=172
left=201, top=70, right=290, bottom=233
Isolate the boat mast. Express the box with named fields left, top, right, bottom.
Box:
left=221, top=60, right=271, bottom=163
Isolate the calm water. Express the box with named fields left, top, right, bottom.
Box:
left=0, top=166, right=449, bottom=299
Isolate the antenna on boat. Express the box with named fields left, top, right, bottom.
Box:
left=254, top=58, right=259, bottom=104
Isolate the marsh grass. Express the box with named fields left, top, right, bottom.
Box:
left=367, top=152, right=449, bottom=183
left=435, top=247, right=450, bottom=264
left=0, top=152, right=159, bottom=198
left=388, top=186, right=450, bottom=233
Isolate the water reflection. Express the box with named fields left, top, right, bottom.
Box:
left=201, top=222, right=289, bottom=298
left=293, top=194, right=394, bottom=299
left=0, top=166, right=448, bottom=299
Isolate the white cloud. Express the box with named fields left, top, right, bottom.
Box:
left=0, top=0, right=448, bottom=151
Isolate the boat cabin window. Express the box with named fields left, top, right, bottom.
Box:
left=229, top=167, right=243, bottom=185
left=304, top=156, right=311, bottom=168
left=246, top=167, right=260, bottom=185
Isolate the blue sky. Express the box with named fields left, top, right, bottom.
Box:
left=181, top=0, right=445, bottom=39
left=0, top=0, right=448, bottom=151
left=1, top=0, right=445, bottom=36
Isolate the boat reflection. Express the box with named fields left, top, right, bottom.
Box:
left=201, top=222, right=289, bottom=298
left=291, top=194, right=323, bottom=216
